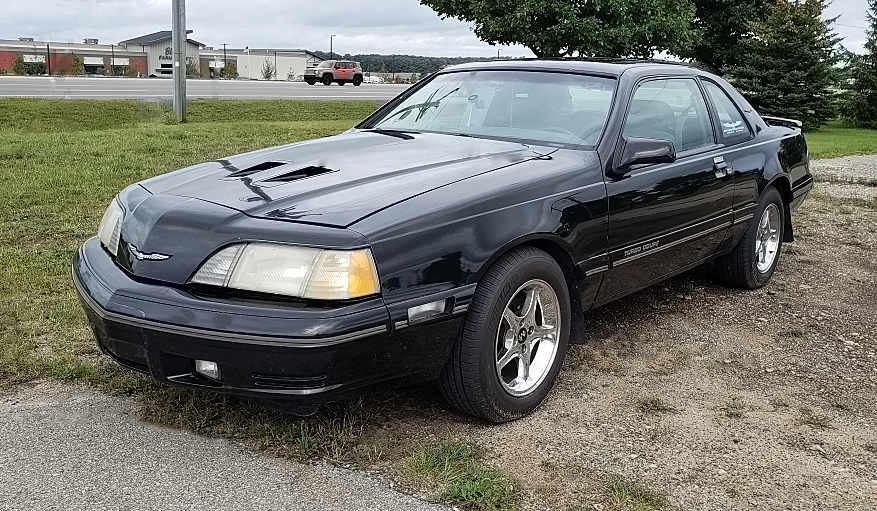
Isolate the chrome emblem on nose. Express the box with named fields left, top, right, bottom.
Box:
left=127, top=243, right=171, bottom=261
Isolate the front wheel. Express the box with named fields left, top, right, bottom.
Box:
left=439, top=246, right=570, bottom=423
left=716, top=186, right=785, bottom=289
left=321, top=74, right=333, bottom=86
left=305, top=80, right=315, bottom=85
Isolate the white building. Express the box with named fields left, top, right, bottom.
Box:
left=199, top=48, right=322, bottom=80
left=119, top=31, right=205, bottom=77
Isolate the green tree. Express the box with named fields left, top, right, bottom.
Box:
left=420, top=0, right=698, bottom=58
left=11, top=55, right=27, bottom=75
left=686, top=0, right=771, bottom=75
left=730, top=0, right=841, bottom=131
left=260, top=58, right=276, bottom=80
left=186, top=57, right=200, bottom=78
left=844, top=0, right=877, bottom=128
left=69, top=54, right=84, bottom=76
left=221, top=62, right=238, bottom=79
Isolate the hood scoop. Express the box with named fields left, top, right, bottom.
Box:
left=264, top=165, right=337, bottom=183
left=227, top=161, right=288, bottom=178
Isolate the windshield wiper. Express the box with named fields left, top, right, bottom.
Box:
left=365, top=128, right=416, bottom=140
left=379, top=87, right=460, bottom=124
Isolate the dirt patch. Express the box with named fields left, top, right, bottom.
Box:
left=366, top=173, right=877, bottom=510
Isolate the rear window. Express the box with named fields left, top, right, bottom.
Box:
left=702, top=80, right=752, bottom=144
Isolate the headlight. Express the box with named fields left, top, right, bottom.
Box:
left=96, top=198, right=123, bottom=257
left=190, top=243, right=380, bottom=300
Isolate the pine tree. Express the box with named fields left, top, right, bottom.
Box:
left=730, top=0, right=841, bottom=131
left=11, top=55, right=27, bottom=76
left=845, top=0, right=877, bottom=128
left=686, top=0, right=772, bottom=76
left=70, top=54, right=84, bottom=76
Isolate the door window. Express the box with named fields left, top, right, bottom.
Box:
left=623, top=78, right=715, bottom=153
left=702, top=81, right=752, bottom=144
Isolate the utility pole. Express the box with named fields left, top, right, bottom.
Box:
left=172, top=0, right=186, bottom=121
left=110, top=44, right=114, bottom=76
left=245, top=46, right=251, bottom=79
left=46, top=43, right=51, bottom=75
left=222, top=43, right=227, bottom=78
left=330, top=34, right=336, bottom=59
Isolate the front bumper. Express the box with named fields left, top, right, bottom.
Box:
left=73, top=237, right=460, bottom=408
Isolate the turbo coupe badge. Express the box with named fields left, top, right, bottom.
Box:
left=127, top=243, right=171, bottom=261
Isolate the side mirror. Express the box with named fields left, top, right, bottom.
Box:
left=616, top=137, right=676, bottom=175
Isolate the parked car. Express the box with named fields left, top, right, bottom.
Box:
left=74, top=61, right=812, bottom=422
left=304, top=60, right=363, bottom=86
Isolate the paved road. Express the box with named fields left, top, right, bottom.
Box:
left=0, top=76, right=409, bottom=100
left=0, top=383, right=448, bottom=511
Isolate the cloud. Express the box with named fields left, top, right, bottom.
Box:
left=2, top=0, right=532, bottom=57
left=1, top=0, right=870, bottom=56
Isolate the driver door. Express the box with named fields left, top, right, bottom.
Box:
left=596, top=77, right=734, bottom=303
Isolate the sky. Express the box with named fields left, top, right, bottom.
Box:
left=1, top=0, right=872, bottom=57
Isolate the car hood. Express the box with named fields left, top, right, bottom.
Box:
left=140, top=130, right=557, bottom=228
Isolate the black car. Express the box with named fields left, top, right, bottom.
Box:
left=74, top=61, right=812, bottom=422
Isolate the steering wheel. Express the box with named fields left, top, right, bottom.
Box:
left=577, top=125, right=605, bottom=144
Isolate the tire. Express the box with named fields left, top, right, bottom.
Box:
left=305, top=80, right=315, bottom=85
left=321, top=74, right=333, bottom=86
left=439, top=246, right=571, bottom=423
left=716, top=186, right=785, bottom=289
left=352, top=75, right=363, bottom=86
left=338, top=81, right=345, bottom=86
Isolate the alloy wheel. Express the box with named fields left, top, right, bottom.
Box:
left=495, top=279, right=561, bottom=396
left=755, top=203, right=781, bottom=273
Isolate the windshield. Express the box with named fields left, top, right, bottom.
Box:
left=318, top=61, right=334, bottom=68
left=370, top=70, right=617, bottom=148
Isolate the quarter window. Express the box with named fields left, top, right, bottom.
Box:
left=623, top=78, right=714, bottom=153
left=703, top=81, right=752, bottom=144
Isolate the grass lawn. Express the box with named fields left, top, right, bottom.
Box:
left=0, top=98, right=378, bottom=390
left=806, top=121, right=877, bottom=159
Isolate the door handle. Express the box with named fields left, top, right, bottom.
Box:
left=713, top=156, right=730, bottom=178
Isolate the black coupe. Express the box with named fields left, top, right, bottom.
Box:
left=73, top=61, right=812, bottom=422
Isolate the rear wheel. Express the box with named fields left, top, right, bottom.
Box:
left=716, top=187, right=785, bottom=289
left=352, top=75, right=363, bottom=86
left=321, top=74, right=332, bottom=86
left=439, top=246, right=570, bottom=423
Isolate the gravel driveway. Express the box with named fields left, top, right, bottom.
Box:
left=378, top=155, right=877, bottom=510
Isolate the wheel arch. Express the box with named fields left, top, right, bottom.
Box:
left=764, top=174, right=794, bottom=242
left=478, top=234, right=585, bottom=346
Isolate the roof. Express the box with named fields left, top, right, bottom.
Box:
left=206, top=48, right=322, bottom=59
left=444, top=59, right=698, bottom=77
left=119, top=31, right=204, bottom=47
